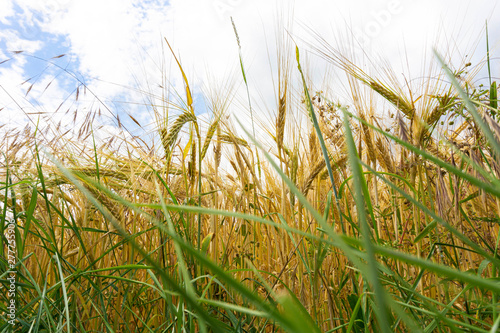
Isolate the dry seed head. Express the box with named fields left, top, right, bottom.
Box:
left=302, top=158, right=326, bottom=195
left=201, top=119, right=219, bottom=161
left=71, top=167, right=129, bottom=181
left=218, top=134, right=249, bottom=147
left=85, top=184, right=123, bottom=221
left=396, top=112, right=410, bottom=143
left=320, top=155, right=347, bottom=180
left=436, top=168, right=452, bottom=218
left=376, top=137, right=394, bottom=174
left=360, top=113, right=376, bottom=164
left=233, top=149, right=248, bottom=185
left=308, top=130, right=318, bottom=164
left=215, top=125, right=222, bottom=168
left=231, top=17, right=241, bottom=48
left=369, top=80, right=414, bottom=118
left=276, top=91, right=287, bottom=151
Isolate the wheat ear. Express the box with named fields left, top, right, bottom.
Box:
left=369, top=80, right=414, bottom=118
left=160, top=112, right=197, bottom=154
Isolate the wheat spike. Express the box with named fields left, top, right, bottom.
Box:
left=308, top=130, right=318, bottom=164
left=218, top=134, right=249, bottom=147
left=85, top=184, right=123, bottom=221
left=376, top=137, right=394, bottom=174
left=276, top=90, right=287, bottom=151
left=396, top=111, right=410, bottom=143
left=436, top=168, right=452, bottom=218
left=160, top=112, right=197, bottom=154
left=369, top=80, right=414, bottom=118
left=302, top=159, right=326, bottom=195
left=360, top=112, right=376, bottom=164
left=201, top=118, right=219, bottom=161
left=215, top=125, right=222, bottom=169
left=320, top=155, right=348, bottom=180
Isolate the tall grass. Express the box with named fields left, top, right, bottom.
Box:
left=1, top=25, right=500, bottom=333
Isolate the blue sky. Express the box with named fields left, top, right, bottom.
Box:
left=1, top=0, right=499, bottom=146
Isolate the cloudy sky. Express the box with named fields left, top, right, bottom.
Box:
left=1, top=0, right=499, bottom=144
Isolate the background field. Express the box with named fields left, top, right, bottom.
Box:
left=2, top=8, right=500, bottom=333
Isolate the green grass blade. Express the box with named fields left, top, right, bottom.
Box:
left=295, top=46, right=344, bottom=226
left=342, top=108, right=391, bottom=332
left=54, top=253, right=71, bottom=333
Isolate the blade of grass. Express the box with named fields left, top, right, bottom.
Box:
left=341, top=108, right=391, bottom=331
left=54, top=253, right=71, bottom=333
left=295, top=46, right=344, bottom=229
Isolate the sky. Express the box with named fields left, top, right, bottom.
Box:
left=0, top=0, right=499, bottom=147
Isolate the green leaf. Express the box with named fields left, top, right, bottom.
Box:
left=414, top=220, right=437, bottom=243
left=276, top=291, right=322, bottom=333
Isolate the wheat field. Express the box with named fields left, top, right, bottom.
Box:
left=1, top=23, right=500, bottom=333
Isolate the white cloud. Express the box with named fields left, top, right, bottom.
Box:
left=0, top=65, right=30, bottom=129
left=0, top=0, right=14, bottom=24
left=0, top=29, right=43, bottom=53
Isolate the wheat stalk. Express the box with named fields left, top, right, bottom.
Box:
left=289, top=147, right=299, bottom=205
